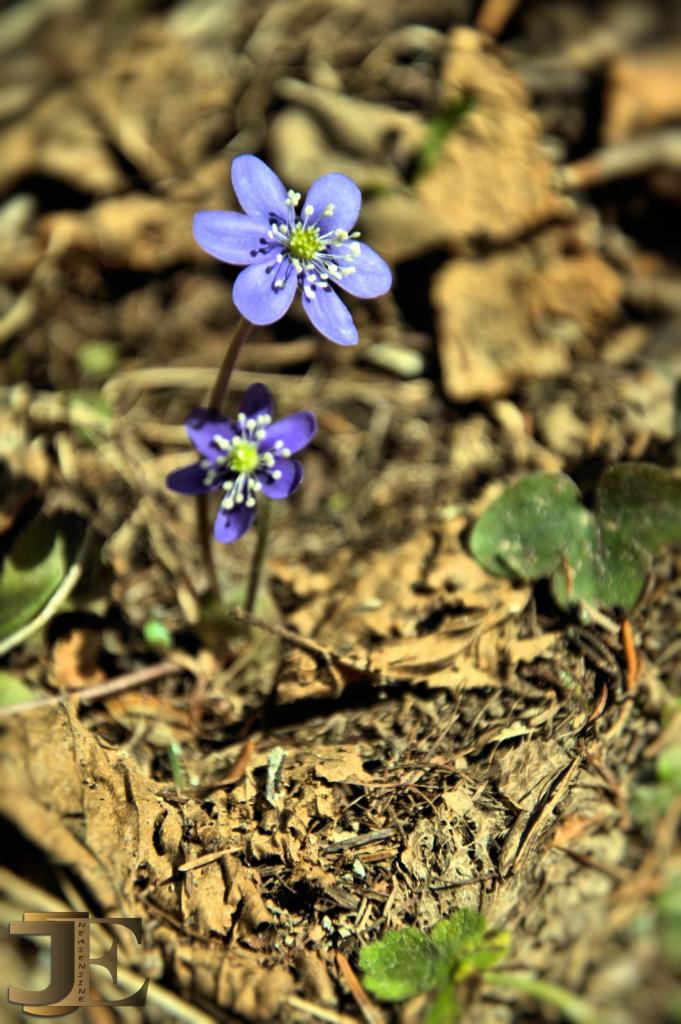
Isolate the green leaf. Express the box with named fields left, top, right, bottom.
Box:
left=77, top=340, right=120, bottom=379
left=0, top=513, right=86, bottom=648
left=423, top=983, right=461, bottom=1024
left=414, top=94, right=474, bottom=178
left=0, top=671, right=37, bottom=707
left=432, top=910, right=510, bottom=980
left=658, top=746, right=681, bottom=789
left=597, top=463, right=681, bottom=556
left=143, top=618, right=173, bottom=651
left=469, top=473, right=586, bottom=581
left=550, top=516, right=648, bottom=613
left=359, top=928, right=442, bottom=1001
left=431, top=909, right=486, bottom=962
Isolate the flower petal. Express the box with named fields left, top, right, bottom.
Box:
left=185, top=408, right=235, bottom=458
left=334, top=242, right=392, bottom=299
left=213, top=503, right=256, bottom=544
left=302, top=285, right=358, bottom=346
left=260, top=458, right=303, bottom=498
left=262, top=412, right=316, bottom=454
left=231, top=155, right=288, bottom=223
left=233, top=260, right=297, bottom=325
left=166, top=463, right=214, bottom=495
left=240, top=383, right=273, bottom=418
left=304, top=173, right=361, bottom=234
left=193, top=211, right=270, bottom=266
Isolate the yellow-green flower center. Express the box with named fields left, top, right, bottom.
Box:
left=228, top=438, right=259, bottom=474
left=288, top=224, right=321, bottom=262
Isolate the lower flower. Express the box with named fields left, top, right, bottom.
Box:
left=167, top=383, right=316, bottom=543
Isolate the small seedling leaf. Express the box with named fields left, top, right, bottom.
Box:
left=430, top=908, right=486, bottom=961
left=359, top=928, right=442, bottom=1001
left=469, top=473, right=585, bottom=581
left=550, top=517, right=649, bottom=613
left=597, top=463, right=681, bottom=556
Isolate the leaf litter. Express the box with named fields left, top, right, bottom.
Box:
left=1, top=1, right=681, bottom=1022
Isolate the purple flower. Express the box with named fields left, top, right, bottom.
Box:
left=193, top=155, right=392, bottom=346
left=166, top=384, right=316, bottom=543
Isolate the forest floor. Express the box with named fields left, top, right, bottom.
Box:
left=1, top=0, right=681, bottom=1022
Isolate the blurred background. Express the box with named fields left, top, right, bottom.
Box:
left=1, top=0, right=681, bottom=1021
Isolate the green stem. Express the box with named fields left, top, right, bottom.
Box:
left=483, top=972, right=599, bottom=1024
left=197, top=317, right=253, bottom=601
left=245, top=498, right=271, bottom=613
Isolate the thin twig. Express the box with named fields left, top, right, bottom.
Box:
left=621, top=619, right=639, bottom=693
left=231, top=607, right=349, bottom=665
left=336, top=952, right=385, bottom=1024
left=287, top=995, right=359, bottom=1024
left=475, top=0, right=522, bottom=37
left=0, top=660, right=182, bottom=719
left=562, top=128, right=681, bottom=189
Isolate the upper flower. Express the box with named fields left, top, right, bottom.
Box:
left=166, top=383, right=316, bottom=543
left=193, top=155, right=392, bottom=346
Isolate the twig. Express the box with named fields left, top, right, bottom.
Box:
left=336, top=952, right=385, bottom=1024
left=324, top=829, right=396, bottom=854
left=231, top=607, right=350, bottom=667
left=178, top=848, right=241, bottom=873
left=0, top=660, right=182, bottom=719
left=621, top=619, right=639, bottom=692
left=562, top=129, right=681, bottom=189
left=475, top=0, right=522, bottom=37
left=287, top=995, right=359, bottom=1024
left=623, top=275, right=681, bottom=315
left=586, top=681, right=608, bottom=725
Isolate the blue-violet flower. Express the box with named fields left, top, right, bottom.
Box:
left=193, top=155, right=392, bottom=346
left=166, top=384, right=316, bottom=543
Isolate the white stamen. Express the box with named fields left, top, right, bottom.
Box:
left=304, top=204, right=314, bottom=217
left=271, top=470, right=282, bottom=480
left=323, top=203, right=335, bottom=216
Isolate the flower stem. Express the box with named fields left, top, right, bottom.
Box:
left=198, top=317, right=253, bottom=600
left=208, top=317, right=253, bottom=410
left=245, top=498, right=271, bottom=613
